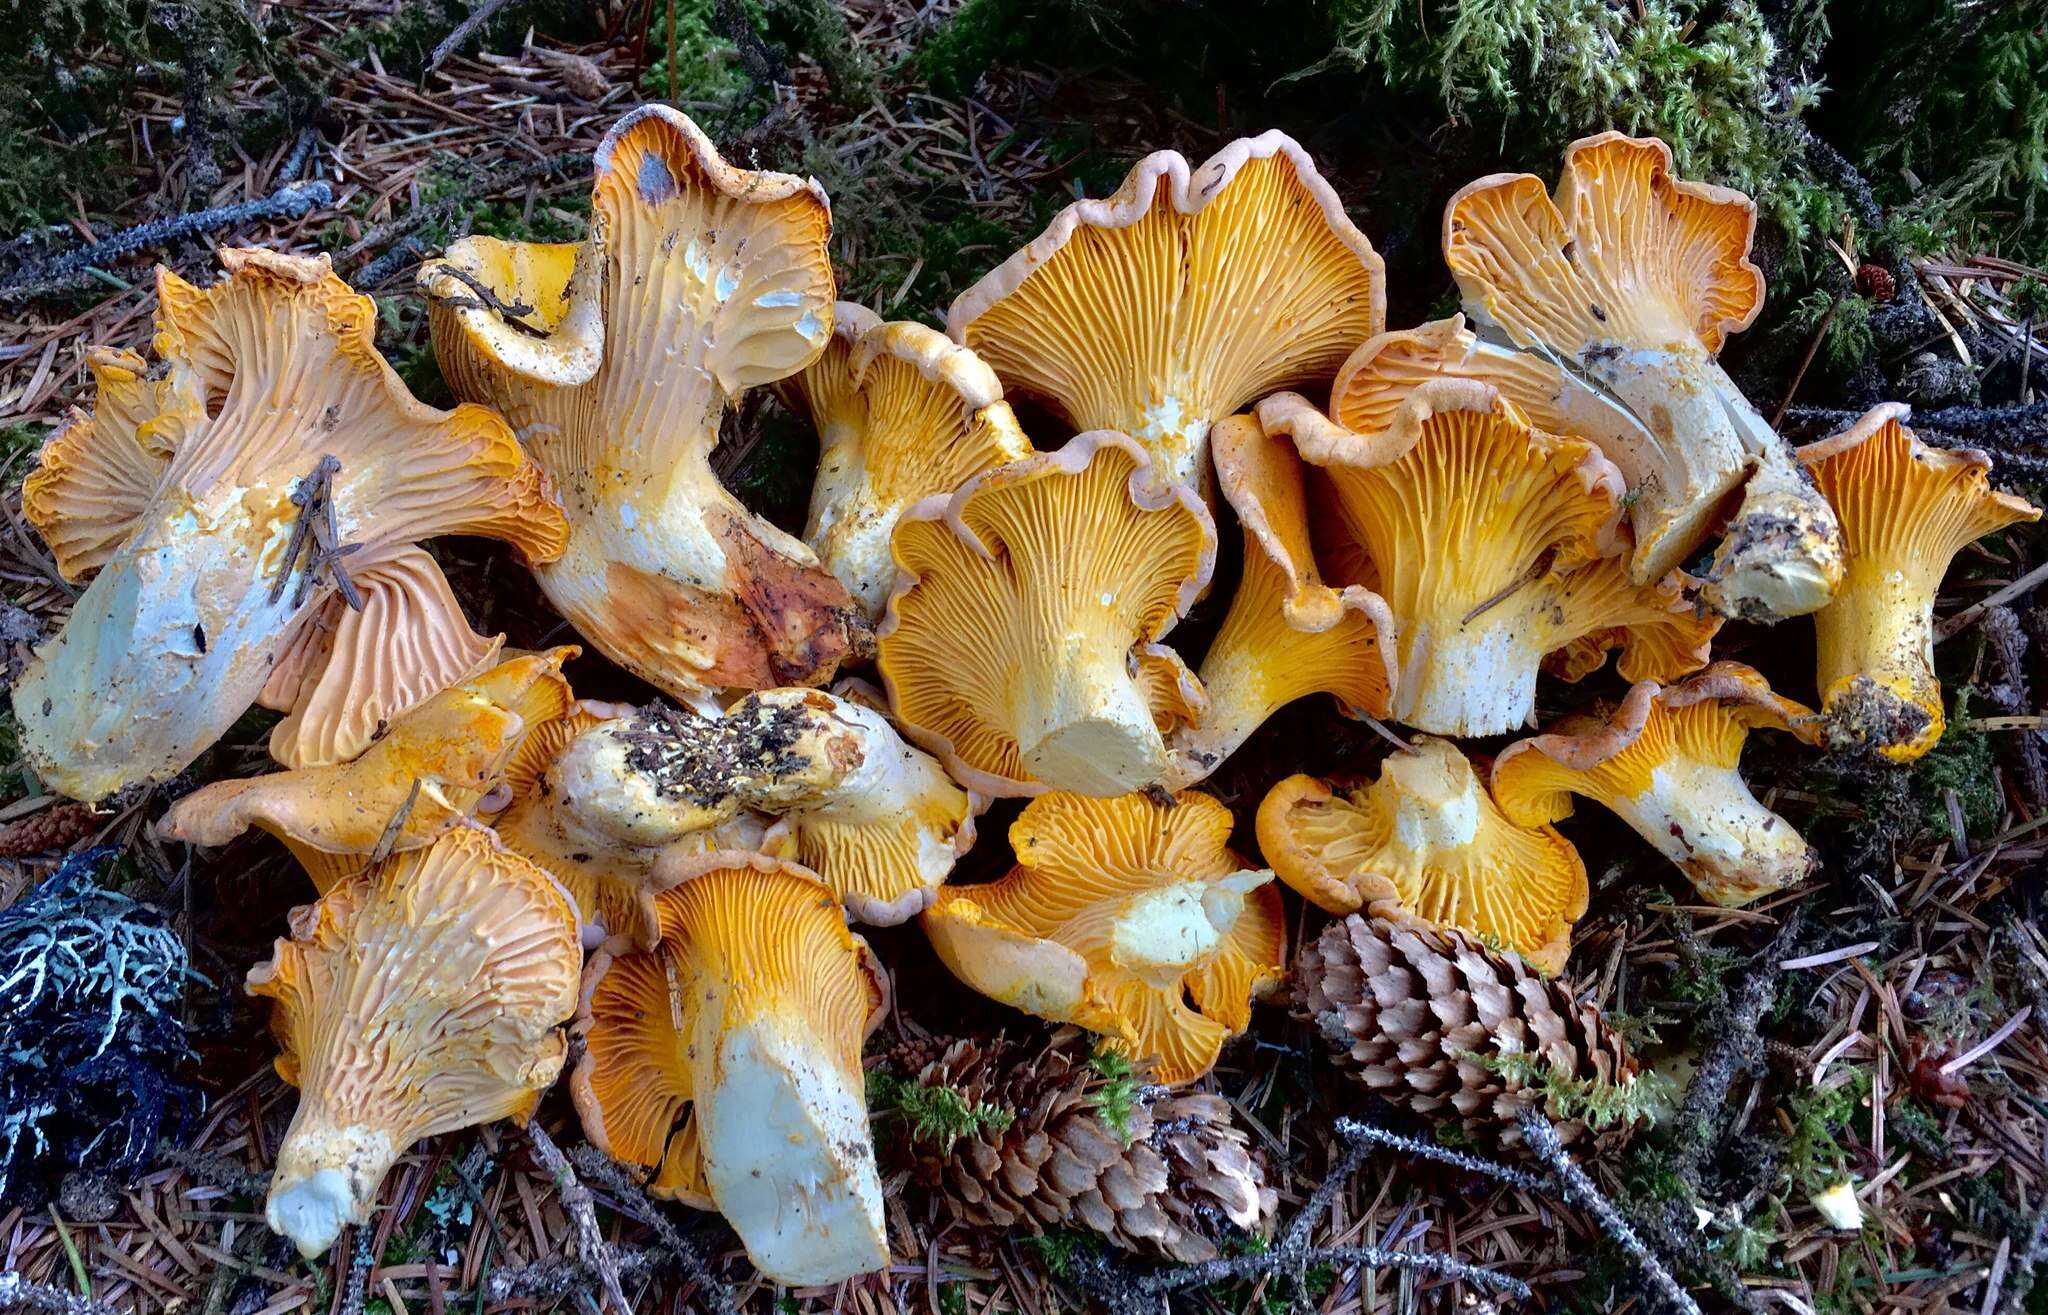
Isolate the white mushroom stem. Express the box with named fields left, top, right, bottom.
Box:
left=1392, top=615, right=1543, bottom=738
left=17, top=482, right=315, bottom=802
left=266, top=1114, right=398, bottom=1258
left=694, top=1006, right=887, bottom=1286
left=1577, top=345, right=1841, bottom=619
left=1594, top=758, right=1812, bottom=908
left=1010, top=644, right=1168, bottom=796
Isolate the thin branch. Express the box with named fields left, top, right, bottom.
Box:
left=566, top=1145, right=738, bottom=1315
left=1334, top=1117, right=1553, bottom=1193
left=523, top=1122, right=632, bottom=1315
left=0, top=1272, right=120, bottom=1315
left=427, top=0, right=535, bottom=73
left=1519, top=1109, right=1703, bottom=1315
left=0, top=183, right=333, bottom=302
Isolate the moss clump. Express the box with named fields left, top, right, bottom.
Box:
left=1912, top=696, right=2000, bottom=843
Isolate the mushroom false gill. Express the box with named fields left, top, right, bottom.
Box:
left=1162, top=412, right=1395, bottom=789
left=1257, top=737, right=1587, bottom=975
left=1259, top=381, right=1715, bottom=737
left=570, top=851, right=889, bottom=1286
left=1442, top=133, right=1843, bottom=619
left=159, top=649, right=579, bottom=893
left=878, top=432, right=1215, bottom=797
left=1798, top=405, right=2041, bottom=762
left=947, top=131, right=1384, bottom=496
left=250, top=826, right=581, bottom=1258
left=16, top=249, right=567, bottom=802
left=776, top=304, right=1034, bottom=618
left=921, top=789, right=1286, bottom=1084
left=420, top=106, right=866, bottom=702
left=1492, top=662, right=1822, bottom=907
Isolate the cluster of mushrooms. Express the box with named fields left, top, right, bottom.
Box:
left=10, top=106, right=2038, bottom=1285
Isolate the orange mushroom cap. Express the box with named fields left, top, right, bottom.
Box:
left=777, top=303, right=1033, bottom=617
left=878, top=433, right=1215, bottom=797
left=1257, top=737, right=1587, bottom=974
left=251, top=825, right=580, bottom=1258
left=570, top=851, right=889, bottom=1285
left=15, top=249, right=566, bottom=802
left=422, top=106, right=865, bottom=701
left=921, top=790, right=1286, bottom=1084
left=1261, top=381, right=1715, bottom=736
left=947, top=132, right=1384, bottom=495
left=1163, top=412, right=1395, bottom=787
left=1798, top=404, right=2042, bottom=761
left=160, top=649, right=577, bottom=893
left=1442, top=134, right=1842, bottom=618
left=1493, top=663, right=1821, bottom=907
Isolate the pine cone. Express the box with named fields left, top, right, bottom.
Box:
left=880, top=1031, right=1275, bottom=1261
left=0, top=802, right=102, bottom=858
left=1298, top=915, right=1640, bottom=1148
left=1855, top=262, right=1897, bottom=303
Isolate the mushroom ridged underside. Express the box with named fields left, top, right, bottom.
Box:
left=256, top=546, right=505, bottom=768
left=1536, top=557, right=1720, bottom=685
left=424, top=106, right=867, bottom=701
left=249, top=826, right=580, bottom=1259
left=1265, top=391, right=1625, bottom=736
left=1257, top=740, right=1586, bottom=975
left=161, top=649, right=577, bottom=893
left=14, top=248, right=566, bottom=803
left=778, top=304, right=1033, bottom=617
left=1799, top=409, right=2041, bottom=762
left=1165, top=413, right=1393, bottom=788
left=879, top=433, right=1215, bottom=797
left=1492, top=666, right=1819, bottom=907
left=922, top=790, right=1286, bottom=1083
left=948, top=134, right=1383, bottom=494
left=571, top=856, right=888, bottom=1286
left=1443, top=134, right=1841, bottom=614
left=732, top=687, right=975, bottom=925
left=21, top=346, right=172, bottom=582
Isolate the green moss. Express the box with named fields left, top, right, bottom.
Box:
left=1087, top=1046, right=1140, bottom=1144
left=1912, top=692, right=1999, bottom=842
left=1466, top=1050, right=1677, bottom=1132
left=1788, top=289, right=1878, bottom=380
left=1782, top=1069, right=1868, bottom=1196
left=643, top=0, right=763, bottom=105
left=866, top=1070, right=1014, bottom=1148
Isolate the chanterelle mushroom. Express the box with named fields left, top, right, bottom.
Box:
left=776, top=303, right=1033, bottom=617
left=571, top=851, right=889, bottom=1285
left=1162, top=413, right=1394, bottom=788
left=421, top=105, right=865, bottom=702
left=252, top=825, right=580, bottom=1258
left=922, top=790, right=1285, bottom=1083
left=1259, top=380, right=1716, bottom=736
left=947, top=132, right=1383, bottom=494
left=1797, top=404, right=2042, bottom=761
left=1443, top=133, right=1843, bottom=619
left=159, top=649, right=578, bottom=892
left=1493, top=663, right=1821, bottom=907
left=879, top=433, right=1215, bottom=797
left=15, top=249, right=567, bottom=802
left=1257, top=738, right=1587, bottom=974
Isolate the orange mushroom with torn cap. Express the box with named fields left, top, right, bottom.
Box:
left=1798, top=404, right=2042, bottom=761
left=1257, top=737, right=1587, bottom=975
left=1443, top=133, right=1843, bottom=619
left=1493, top=663, right=1822, bottom=908
left=921, top=790, right=1286, bottom=1084
left=251, top=825, right=581, bottom=1258
left=158, top=649, right=579, bottom=893
left=878, top=433, right=1215, bottom=797
left=776, top=303, right=1034, bottom=617
left=571, top=851, right=890, bottom=1286
left=947, top=131, right=1384, bottom=495
left=15, top=249, right=567, bottom=803
left=1162, top=412, right=1395, bottom=788
left=1259, top=380, right=1716, bottom=737
left=421, top=105, right=866, bottom=702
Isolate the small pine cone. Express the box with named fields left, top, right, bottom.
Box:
left=1298, top=915, right=1639, bottom=1149
left=0, top=801, right=102, bottom=858
left=884, top=1032, right=1275, bottom=1261
left=1856, top=262, right=1897, bottom=303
